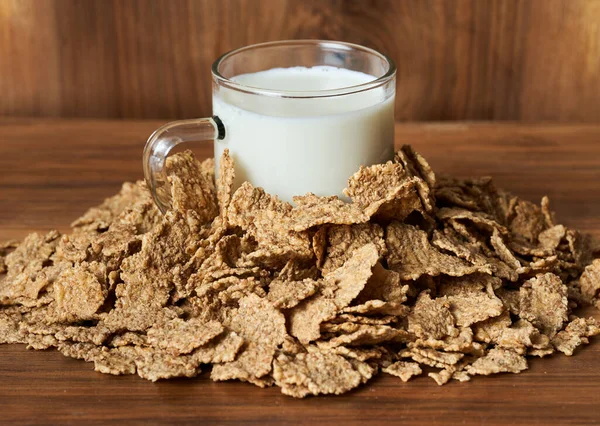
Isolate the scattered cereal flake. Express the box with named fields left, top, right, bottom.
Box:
left=0, top=309, right=24, bottom=344
left=312, top=343, right=385, bottom=362
left=55, top=324, right=112, bottom=345
left=216, top=149, right=235, bottom=217
left=578, top=259, right=600, bottom=303
left=227, top=182, right=312, bottom=259
left=288, top=294, right=338, bottom=344
left=409, top=327, right=483, bottom=356
left=355, top=263, right=407, bottom=305
left=538, top=225, right=566, bottom=251
left=268, top=278, right=318, bottom=309
left=147, top=317, right=224, bottom=355
left=120, top=345, right=200, bottom=381
left=446, top=291, right=504, bottom=327
left=348, top=358, right=377, bottom=384
left=495, top=288, right=520, bottom=315
left=107, top=332, right=147, bottom=348
left=224, top=293, right=287, bottom=348
left=437, top=275, right=504, bottom=327
left=386, top=222, right=490, bottom=280
left=312, top=227, right=327, bottom=268
left=344, top=162, right=407, bottom=207
left=394, top=146, right=436, bottom=212
left=326, top=243, right=380, bottom=309
left=473, top=312, right=549, bottom=355
left=102, top=259, right=174, bottom=332
left=465, top=348, right=528, bottom=376
left=509, top=199, right=547, bottom=243
left=327, top=314, right=398, bottom=326
left=437, top=208, right=507, bottom=234
left=382, top=361, right=422, bottom=382
left=490, top=229, right=522, bottom=270
left=291, top=194, right=369, bottom=231
left=1, top=231, right=61, bottom=303
left=53, top=265, right=107, bottom=322
left=344, top=162, right=425, bottom=221
left=93, top=347, right=138, bottom=375
left=211, top=342, right=275, bottom=384
left=343, top=300, right=409, bottom=316
left=276, top=258, right=320, bottom=282
left=551, top=317, right=600, bottom=356
left=60, top=344, right=137, bottom=376
left=429, top=369, right=454, bottom=386
left=280, top=335, right=306, bottom=355
left=167, top=150, right=219, bottom=222
left=432, top=228, right=518, bottom=282
left=90, top=222, right=141, bottom=270
left=519, top=273, right=568, bottom=337
left=473, top=310, right=513, bottom=343
left=408, top=292, right=458, bottom=340
left=321, top=223, right=386, bottom=275
left=401, top=348, right=464, bottom=368
left=566, top=229, right=598, bottom=270
left=53, top=232, right=93, bottom=264
left=273, top=352, right=363, bottom=398
left=321, top=324, right=409, bottom=348
left=190, top=330, right=245, bottom=364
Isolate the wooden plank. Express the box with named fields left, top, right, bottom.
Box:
left=1, top=0, right=599, bottom=121
left=0, top=119, right=599, bottom=425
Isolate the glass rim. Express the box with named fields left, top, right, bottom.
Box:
left=211, top=39, right=396, bottom=99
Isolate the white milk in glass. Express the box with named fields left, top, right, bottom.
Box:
left=213, top=66, right=395, bottom=203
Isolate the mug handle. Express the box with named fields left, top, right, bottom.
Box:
left=143, top=116, right=225, bottom=214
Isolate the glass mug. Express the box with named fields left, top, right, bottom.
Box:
left=144, top=40, right=396, bottom=213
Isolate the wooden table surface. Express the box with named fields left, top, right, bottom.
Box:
left=0, top=119, right=599, bottom=425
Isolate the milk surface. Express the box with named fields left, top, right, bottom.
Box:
left=213, top=66, right=395, bottom=202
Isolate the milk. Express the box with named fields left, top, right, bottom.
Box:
left=213, top=66, right=395, bottom=203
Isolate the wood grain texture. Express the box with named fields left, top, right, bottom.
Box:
left=1, top=0, right=599, bottom=122
left=0, top=119, right=599, bottom=425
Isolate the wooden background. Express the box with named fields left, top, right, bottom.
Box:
left=1, top=0, right=599, bottom=122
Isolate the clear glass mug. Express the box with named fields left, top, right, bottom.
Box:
left=143, top=40, right=396, bottom=213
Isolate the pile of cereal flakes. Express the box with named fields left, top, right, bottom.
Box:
left=1, top=146, right=599, bottom=398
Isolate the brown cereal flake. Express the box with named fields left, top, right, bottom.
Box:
left=273, top=351, right=363, bottom=398
left=519, top=273, right=568, bottom=337
left=224, top=293, right=287, bottom=348
left=53, top=265, right=107, bottom=322
left=216, top=149, right=235, bottom=217
left=147, top=317, right=224, bottom=355
left=326, top=243, right=380, bottom=309
left=401, top=348, right=464, bottom=368
left=190, top=331, right=245, bottom=364
left=465, top=348, right=528, bottom=376
left=167, top=150, right=218, bottom=222
left=291, top=193, right=369, bottom=231
left=344, top=162, right=425, bottom=221
left=386, top=223, right=490, bottom=280
left=267, top=278, right=318, bottom=309
left=321, top=223, right=386, bottom=275
left=320, top=324, right=408, bottom=348
left=227, top=182, right=312, bottom=260
left=211, top=342, right=275, bottom=384
left=551, top=317, right=600, bottom=356
left=288, top=294, right=338, bottom=344
left=578, top=259, right=600, bottom=303
left=408, top=292, right=458, bottom=340
left=382, top=361, right=422, bottom=382
left=509, top=199, right=547, bottom=243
